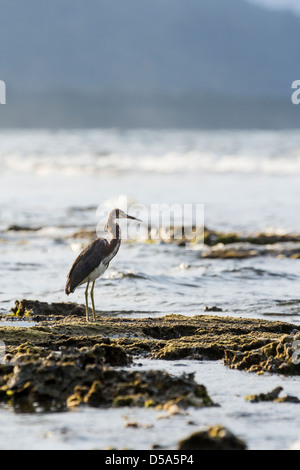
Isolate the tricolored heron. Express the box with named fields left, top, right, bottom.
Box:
left=65, top=208, right=141, bottom=321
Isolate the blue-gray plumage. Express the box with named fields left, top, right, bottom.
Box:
left=65, top=208, right=141, bottom=321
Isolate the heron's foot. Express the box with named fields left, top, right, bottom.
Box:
left=91, top=309, right=96, bottom=321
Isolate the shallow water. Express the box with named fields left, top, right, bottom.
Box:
left=1, top=128, right=300, bottom=449
left=1, top=228, right=300, bottom=322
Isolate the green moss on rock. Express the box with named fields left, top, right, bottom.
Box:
left=178, top=425, right=247, bottom=450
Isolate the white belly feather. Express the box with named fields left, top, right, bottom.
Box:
left=87, top=262, right=108, bottom=282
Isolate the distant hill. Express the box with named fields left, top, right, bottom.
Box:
left=0, top=0, right=299, bottom=128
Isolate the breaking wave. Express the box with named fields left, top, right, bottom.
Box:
left=1, top=128, right=300, bottom=176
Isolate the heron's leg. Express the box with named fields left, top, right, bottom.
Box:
left=85, top=281, right=90, bottom=321
left=90, top=280, right=96, bottom=321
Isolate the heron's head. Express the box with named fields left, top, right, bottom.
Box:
left=114, top=208, right=142, bottom=222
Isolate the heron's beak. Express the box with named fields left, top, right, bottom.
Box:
left=126, top=214, right=142, bottom=222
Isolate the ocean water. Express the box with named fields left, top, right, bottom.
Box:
left=1, top=128, right=300, bottom=320
left=1, top=128, right=300, bottom=449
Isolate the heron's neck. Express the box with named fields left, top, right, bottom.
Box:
left=107, top=216, right=121, bottom=240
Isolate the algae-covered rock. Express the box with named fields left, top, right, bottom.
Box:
left=224, top=332, right=300, bottom=375
left=178, top=425, right=247, bottom=450
left=199, top=227, right=300, bottom=259
left=1, top=301, right=300, bottom=376
left=0, top=348, right=215, bottom=413
left=245, top=386, right=300, bottom=403
left=11, top=299, right=85, bottom=319
left=203, top=228, right=300, bottom=247
left=110, top=370, right=215, bottom=410
left=0, top=342, right=130, bottom=412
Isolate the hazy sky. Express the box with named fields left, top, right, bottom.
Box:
left=247, top=0, right=300, bottom=13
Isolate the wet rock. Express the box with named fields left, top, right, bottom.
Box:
left=0, top=341, right=131, bottom=411
left=149, top=227, right=300, bottom=261
left=201, top=245, right=260, bottom=259
left=200, top=240, right=300, bottom=259
left=68, top=229, right=96, bottom=240
left=2, top=300, right=300, bottom=375
left=7, top=225, right=42, bottom=232
left=0, top=347, right=215, bottom=413
left=5, top=342, right=48, bottom=364
left=203, top=228, right=300, bottom=247
left=204, top=306, right=223, bottom=312
left=146, top=226, right=300, bottom=248
left=11, top=299, right=85, bottom=319
left=196, top=227, right=300, bottom=258
left=224, top=332, right=300, bottom=375
left=245, top=386, right=300, bottom=403
left=178, top=425, right=247, bottom=450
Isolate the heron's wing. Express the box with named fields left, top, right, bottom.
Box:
left=65, top=238, right=108, bottom=294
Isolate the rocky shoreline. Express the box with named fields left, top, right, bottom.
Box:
left=5, top=223, right=300, bottom=258
left=0, top=299, right=299, bottom=413
left=1, top=299, right=300, bottom=449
